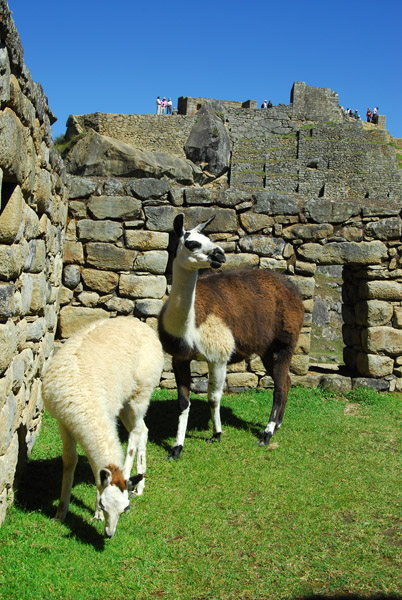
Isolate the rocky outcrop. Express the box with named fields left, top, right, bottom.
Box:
left=184, top=101, right=231, bottom=177
left=64, top=129, right=203, bottom=184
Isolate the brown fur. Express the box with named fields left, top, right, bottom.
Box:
left=194, top=269, right=304, bottom=360
left=107, top=464, right=127, bottom=492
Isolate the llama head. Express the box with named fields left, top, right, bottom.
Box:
left=99, top=467, right=143, bottom=538
left=173, top=213, right=226, bottom=271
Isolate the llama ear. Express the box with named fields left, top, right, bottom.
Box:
left=196, top=215, right=215, bottom=233
left=173, top=213, right=185, bottom=237
left=126, top=473, right=144, bottom=491
left=100, top=468, right=112, bottom=489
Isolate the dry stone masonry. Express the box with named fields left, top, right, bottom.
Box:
left=0, top=1, right=68, bottom=525
left=0, top=0, right=401, bottom=526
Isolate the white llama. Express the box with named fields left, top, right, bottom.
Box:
left=42, top=317, right=163, bottom=538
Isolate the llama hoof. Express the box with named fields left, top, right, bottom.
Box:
left=206, top=432, right=221, bottom=443
left=92, top=510, right=104, bottom=522
left=167, top=445, right=183, bottom=460
left=257, top=431, right=273, bottom=446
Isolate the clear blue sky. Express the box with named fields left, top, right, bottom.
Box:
left=9, top=0, right=402, bottom=139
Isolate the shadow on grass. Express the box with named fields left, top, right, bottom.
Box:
left=146, top=396, right=264, bottom=452
left=15, top=455, right=105, bottom=551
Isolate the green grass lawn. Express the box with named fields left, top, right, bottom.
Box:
left=0, top=387, right=401, bottom=600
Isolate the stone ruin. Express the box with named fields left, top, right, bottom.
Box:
left=0, top=0, right=401, bottom=525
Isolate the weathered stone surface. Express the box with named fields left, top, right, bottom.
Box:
left=88, top=196, right=142, bottom=221
left=253, top=192, right=299, bottom=216
left=0, top=245, right=23, bottom=280
left=85, top=243, right=136, bottom=271
left=239, top=235, right=285, bottom=257
left=119, top=274, right=166, bottom=299
left=184, top=101, right=231, bottom=177
left=290, top=353, right=310, bottom=375
left=29, top=273, right=47, bottom=313
left=227, top=372, right=258, bottom=389
left=77, top=219, right=123, bottom=242
left=0, top=321, right=16, bottom=375
left=355, top=300, right=393, bottom=326
left=78, top=291, right=99, bottom=307
left=102, top=296, right=134, bottom=314
left=0, top=109, right=35, bottom=189
left=298, top=241, right=387, bottom=265
left=364, top=218, right=402, bottom=240
left=63, top=265, right=81, bottom=289
left=134, top=251, right=168, bottom=274
left=184, top=188, right=213, bottom=206
left=222, top=253, right=259, bottom=269
left=135, top=299, right=164, bottom=317
left=359, top=280, right=402, bottom=301
left=283, top=223, right=333, bottom=241
left=128, top=177, right=170, bottom=200
left=362, top=326, right=402, bottom=356
left=63, top=240, right=84, bottom=265
left=64, top=130, right=199, bottom=184
left=303, top=198, right=359, bottom=223
left=217, top=189, right=250, bottom=207
left=25, top=239, right=46, bottom=273
left=260, top=258, right=287, bottom=272
left=290, top=276, right=315, bottom=299
left=240, top=212, right=274, bottom=233
left=319, top=374, right=352, bottom=393
left=144, top=206, right=237, bottom=233
left=351, top=377, right=390, bottom=391
left=58, top=306, right=109, bottom=338
left=394, top=307, right=402, bottom=329
left=124, top=230, right=169, bottom=250
left=356, top=352, right=394, bottom=377
left=81, top=268, right=119, bottom=293
left=0, top=185, right=24, bottom=243
left=67, top=175, right=98, bottom=199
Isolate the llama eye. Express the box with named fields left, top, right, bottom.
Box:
left=185, top=240, right=202, bottom=252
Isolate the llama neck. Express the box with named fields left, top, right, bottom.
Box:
left=77, top=418, right=124, bottom=479
left=163, top=261, right=198, bottom=337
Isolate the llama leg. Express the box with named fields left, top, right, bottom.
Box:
left=120, top=400, right=148, bottom=495
left=55, top=423, right=77, bottom=521
left=169, top=357, right=191, bottom=460
left=207, top=362, right=227, bottom=442
left=259, top=348, right=292, bottom=446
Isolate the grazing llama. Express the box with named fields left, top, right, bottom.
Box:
left=158, top=213, right=304, bottom=459
left=42, top=317, right=163, bottom=538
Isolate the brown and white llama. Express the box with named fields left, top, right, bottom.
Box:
left=158, top=213, right=304, bottom=459
left=42, top=317, right=164, bottom=538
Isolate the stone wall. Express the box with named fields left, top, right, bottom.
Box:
left=61, top=176, right=402, bottom=395
left=178, top=96, right=257, bottom=115
left=0, top=1, right=68, bottom=525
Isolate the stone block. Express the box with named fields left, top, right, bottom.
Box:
left=361, top=326, right=402, bottom=356
left=283, top=223, right=333, bottom=241
left=78, top=291, right=100, bottom=307
left=0, top=321, right=17, bottom=374
left=355, top=300, right=393, bottom=327
left=85, top=243, right=136, bottom=271
left=63, top=240, right=84, bottom=265
left=25, top=239, right=46, bottom=273
left=81, top=268, right=119, bottom=293
left=124, top=230, right=169, bottom=250
left=29, top=273, right=47, bottom=313
left=394, top=307, right=402, bottom=329
left=295, top=332, right=311, bottom=354
left=67, top=175, right=98, bottom=199
left=290, top=353, right=309, bottom=375
left=58, top=306, right=109, bottom=338
left=352, top=377, right=390, bottom=392
left=260, top=258, right=287, bottom=272
left=364, top=218, right=402, bottom=240
left=223, top=253, right=259, bottom=269
left=227, top=372, right=258, bottom=389
left=0, top=109, right=35, bottom=190
left=355, top=353, right=394, bottom=377
left=88, top=196, right=142, bottom=220
left=102, top=296, right=134, bottom=314
left=119, top=274, right=166, bottom=299
left=26, top=317, right=46, bottom=342
left=298, top=241, right=387, bottom=265
left=239, top=235, right=285, bottom=257
left=63, top=265, right=81, bottom=289
left=77, top=220, right=123, bottom=242
left=290, top=276, right=315, bottom=299
left=23, top=205, right=39, bottom=240
left=240, top=212, right=274, bottom=233
left=0, top=246, right=23, bottom=281
left=359, top=280, right=402, bottom=301
left=134, top=251, right=168, bottom=274
left=144, top=206, right=237, bottom=233
left=134, top=299, right=164, bottom=317
left=303, top=198, right=359, bottom=223
left=128, top=178, right=170, bottom=200
left=319, top=374, right=352, bottom=394
left=253, top=192, right=299, bottom=216
left=0, top=185, right=24, bottom=243
left=34, top=169, right=52, bottom=214
left=184, top=188, right=213, bottom=205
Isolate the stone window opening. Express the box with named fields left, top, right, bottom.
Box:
left=0, top=181, right=17, bottom=216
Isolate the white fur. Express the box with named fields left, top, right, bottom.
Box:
left=42, top=317, right=163, bottom=538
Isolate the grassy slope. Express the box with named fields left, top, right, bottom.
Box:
left=0, top=388, right=401, bottom=600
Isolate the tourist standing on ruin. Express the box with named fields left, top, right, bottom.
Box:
left=156, top=96, right=161, bottom=115
left=161, top=97, right=167, bottom=115
left=166, top=98, right=172, bottom=115
left=261, top=100, right=267, bottom=108
left=366, top=107, right=372, bottom=122
left=267, top=100, right=273, bottom=108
